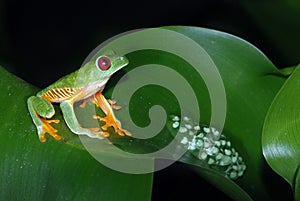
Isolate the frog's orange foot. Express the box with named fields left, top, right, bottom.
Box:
left=108, top=99, right=121, bottom=110
left=87, top=127, right=100, bottom=132
left=86, top=127, right=110, bottom=138
left=39, top=118, right=62, bottom=142
left=93, top=115, right=131, bottom=137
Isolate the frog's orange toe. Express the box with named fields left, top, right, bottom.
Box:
left=120, top=129, right=131, bottom=136
left=39, top=135, right=47, bottom=143
left=107, top=99, right=121, bottom=110
left=85, top=127, right=111, bottom=138
left=101, top=131, right=110, bottom=137
left=93, top=115, right=105, bottom=121
left=113, top=125, right=131, bottom=137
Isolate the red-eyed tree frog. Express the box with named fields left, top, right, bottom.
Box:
left=27, top=50, right=131, bottom=142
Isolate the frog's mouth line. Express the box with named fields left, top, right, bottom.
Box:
left=111, top=56, right=129, bottom=74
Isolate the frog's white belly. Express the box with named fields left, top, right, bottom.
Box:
left=80, top=77, right=110, bottom=99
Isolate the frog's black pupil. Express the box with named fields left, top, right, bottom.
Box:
left=97, top=56, right=111, bottom=70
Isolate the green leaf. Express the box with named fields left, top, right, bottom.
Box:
left=263, top=64, right=300, bottom=201
left=159, top=26, right=291, bottom=200
left=0, top=67, right=153, bottom=201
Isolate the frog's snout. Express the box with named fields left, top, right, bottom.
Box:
left=119, top=56, right=129, bottom=65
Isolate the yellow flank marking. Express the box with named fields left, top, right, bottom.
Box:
left=43, top=88, right=78, bottom=102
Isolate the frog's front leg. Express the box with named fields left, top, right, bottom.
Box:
left=93, top=91, right=131, bottom=137
left=60, top=100, right=104, bottom=139
left=107, top=99, right=122, bottom=110
left=27, top=96, right=62, bottom=142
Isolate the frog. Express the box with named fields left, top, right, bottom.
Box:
left=27, top=50, right=131, bottom=142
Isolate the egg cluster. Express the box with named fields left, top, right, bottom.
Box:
left=172, top=116, right=246, bottom=180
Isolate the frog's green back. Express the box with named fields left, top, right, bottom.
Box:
left=37, top=70, right=80, bottom=97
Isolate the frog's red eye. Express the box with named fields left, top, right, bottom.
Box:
left=96, top=56, right=111, bottom=70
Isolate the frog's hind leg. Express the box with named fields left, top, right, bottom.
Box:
left=27, top=96, right=61, bottom=142
left=60, top=100, right=105, bottom=139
